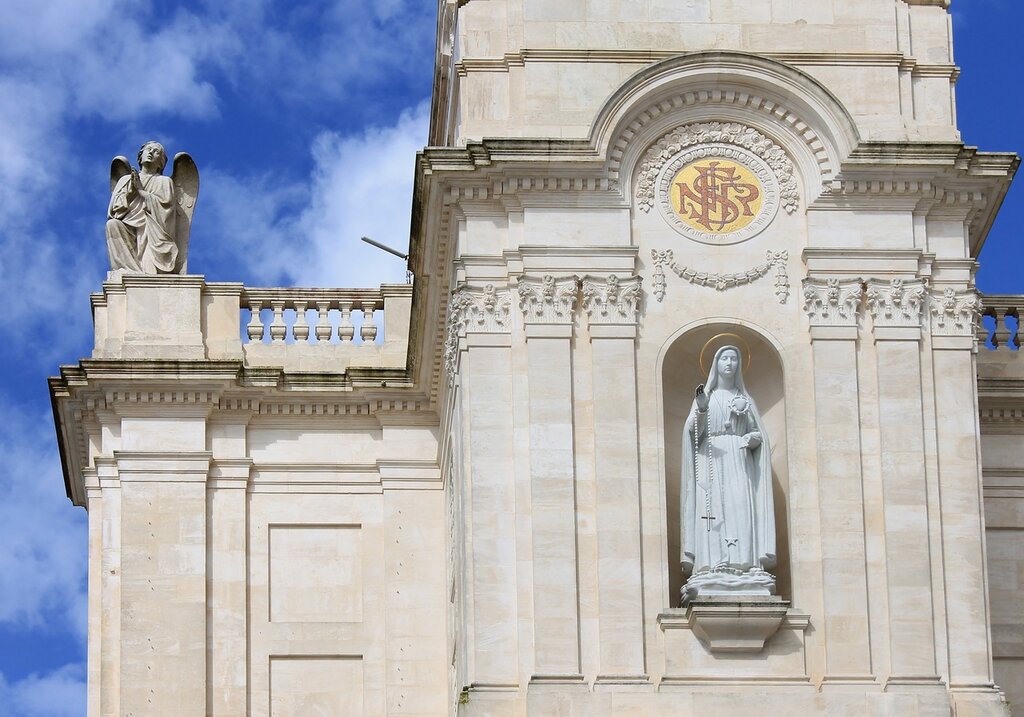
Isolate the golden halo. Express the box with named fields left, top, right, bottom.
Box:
left=699, top=333, right=753, bottom=375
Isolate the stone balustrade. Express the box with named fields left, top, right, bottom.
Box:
left=981, top=295, right=1021, bottom=350
left=91, top=275, right=412, bottom=373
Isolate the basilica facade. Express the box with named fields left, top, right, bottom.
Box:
left=50, top=1, right=1024, bottom=715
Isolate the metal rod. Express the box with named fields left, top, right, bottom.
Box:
left=360, top=236, right=408, bottom=260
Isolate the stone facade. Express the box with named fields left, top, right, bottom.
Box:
left=50, top=1, right=1024, bottom=715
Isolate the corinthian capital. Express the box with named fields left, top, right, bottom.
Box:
left=929, top=287, right=981, bottom=338
left=517, top=275, right=579, bottom=324
left=581, top=274, right=642, bottom=325
left=801, top=278, right=863, bottom=328
left=865, top=278, right=927, bottom=328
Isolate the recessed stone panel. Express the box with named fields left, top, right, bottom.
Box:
left=270, top=656, right=363, bottom=717
left=269, top=525, right=362, bottom=623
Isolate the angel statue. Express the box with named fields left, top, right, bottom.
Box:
left=105, top=141, right=199, bottom=275
left=680, top=344, right=777, bottom=605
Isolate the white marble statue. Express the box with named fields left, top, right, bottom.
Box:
left=106, top=141, right=198, bottom=275
left=681, top=345, right=777, bottom=604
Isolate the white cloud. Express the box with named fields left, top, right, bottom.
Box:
left=0, top=663, right=86, bottom=717
left=0, top=401, right=87, bottom=640
left=200, top=101, right=429, bottom=288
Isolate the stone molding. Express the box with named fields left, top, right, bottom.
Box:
left=866, top=278, right=928, bottom=328
left=651, top=249, right=789, bottom=304
left=444, top=283, right=513, bottom=381
left=581, top=274, right=642, bottom=325
left=802, top=278, right=864, bottom=328
left=635, top=122, right=799, bottom=216
left=930, top=288, right=981, bottom=337
left=517, top=275, right=579, bottom=325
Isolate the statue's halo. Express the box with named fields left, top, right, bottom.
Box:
left=699, top=333, right=752, bottom=375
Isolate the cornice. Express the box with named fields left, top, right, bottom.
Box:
left=454, top=49, right=950, bottom=75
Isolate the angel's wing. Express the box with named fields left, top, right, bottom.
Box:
left=110, top=156, right=131, bottom=194
left=171, top=152, right=199, bottom=274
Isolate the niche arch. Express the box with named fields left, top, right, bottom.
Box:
left=658, top=320, right=792, bottom=606
left=588, top=51, right=861, bottom=211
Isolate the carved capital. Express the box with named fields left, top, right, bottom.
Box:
left=865, top=278, right=927, bottom=328
left=517, top=275, right=579, bottom=324
left=929, top=288, right=981, bottom=337
left=801, top=278, right=863, bottom=328
left=581, top=274, right=642, bottom=325
left=444, top=284, right=512, bottom=381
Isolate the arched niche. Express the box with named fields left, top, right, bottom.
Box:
left=661, top=321, right=791, bottom=605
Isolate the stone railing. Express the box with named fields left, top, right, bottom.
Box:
left=980, top=294, right=1021, bottom=350
left=91, top=275, right=412, bottom=373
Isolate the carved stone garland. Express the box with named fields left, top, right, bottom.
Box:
left=636, top=122, right=799, bottom=216
left=444, top=284, right=512, bottom=382
left=650, top=249, right=789, bottom=304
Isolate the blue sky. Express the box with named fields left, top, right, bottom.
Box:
left=0, top=2, right=1019, bottom=714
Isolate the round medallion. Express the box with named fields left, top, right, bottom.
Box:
left=656, top=144, right=780, bottom=245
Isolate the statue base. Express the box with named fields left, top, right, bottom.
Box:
left=681, top=566, right=776, bottom=606
left=680, top=595, right=791, bottom=653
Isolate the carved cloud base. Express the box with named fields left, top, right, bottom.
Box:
left=673, top=595, right=791, bottom=653
left=682, top=566, right=776, bottom=605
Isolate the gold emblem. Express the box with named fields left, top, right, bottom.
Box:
left=670, top=158, right=764, bottom=235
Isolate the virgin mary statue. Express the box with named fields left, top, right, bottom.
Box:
left=681, top=345, right=776, bottom=605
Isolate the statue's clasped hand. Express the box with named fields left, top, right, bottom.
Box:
left=741, top=432, right=762, bottom=450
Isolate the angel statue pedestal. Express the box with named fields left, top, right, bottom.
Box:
left=676, top=343, right=790, bottom=652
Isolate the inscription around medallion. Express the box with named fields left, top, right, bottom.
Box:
left=657, top=144, right=780, bottom=245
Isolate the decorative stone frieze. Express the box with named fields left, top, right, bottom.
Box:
left=517, top=275, right=579, bottom=324
left=865, top=278, right=928, bottom=328
left=581, top=274, right=642, bottom=325
left=636, top=122, right=799, bottom=218
left=444, top=284, right=512, bottom=380
left=802, top=278, right=864, bottom=328
left=930, top=287, right=981, bottom=337
left=651, top=249, right=789, bottom=304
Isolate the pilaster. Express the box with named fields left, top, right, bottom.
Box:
left=517, top=274, right=584, bottom=682
left=115, top=450, right=212, bottom=717
left=449, top=284, right=520, bottom=689
left=865, top=278, right=942, bottom=687
left=802, top=277, right=876, bottom=686
left=928, top=288, right=1004, bottom=704
left=581, top=274, right=647, bottom=683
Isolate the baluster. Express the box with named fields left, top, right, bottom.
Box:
left=360, top=300, right=378, bottom=343
left=269, top=300, right=287, bottom=342
left=339, top=301, right=355, bottom=343
left=293, top=301, right=310, bottom=342
left=994, top=310, right=1012, bottom=349
left=315, top=302, right=332, bottom=343
left=246, top=300, right=265, bottom=342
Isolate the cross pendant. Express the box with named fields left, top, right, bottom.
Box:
left=700, top=514, right=716, bottom=533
